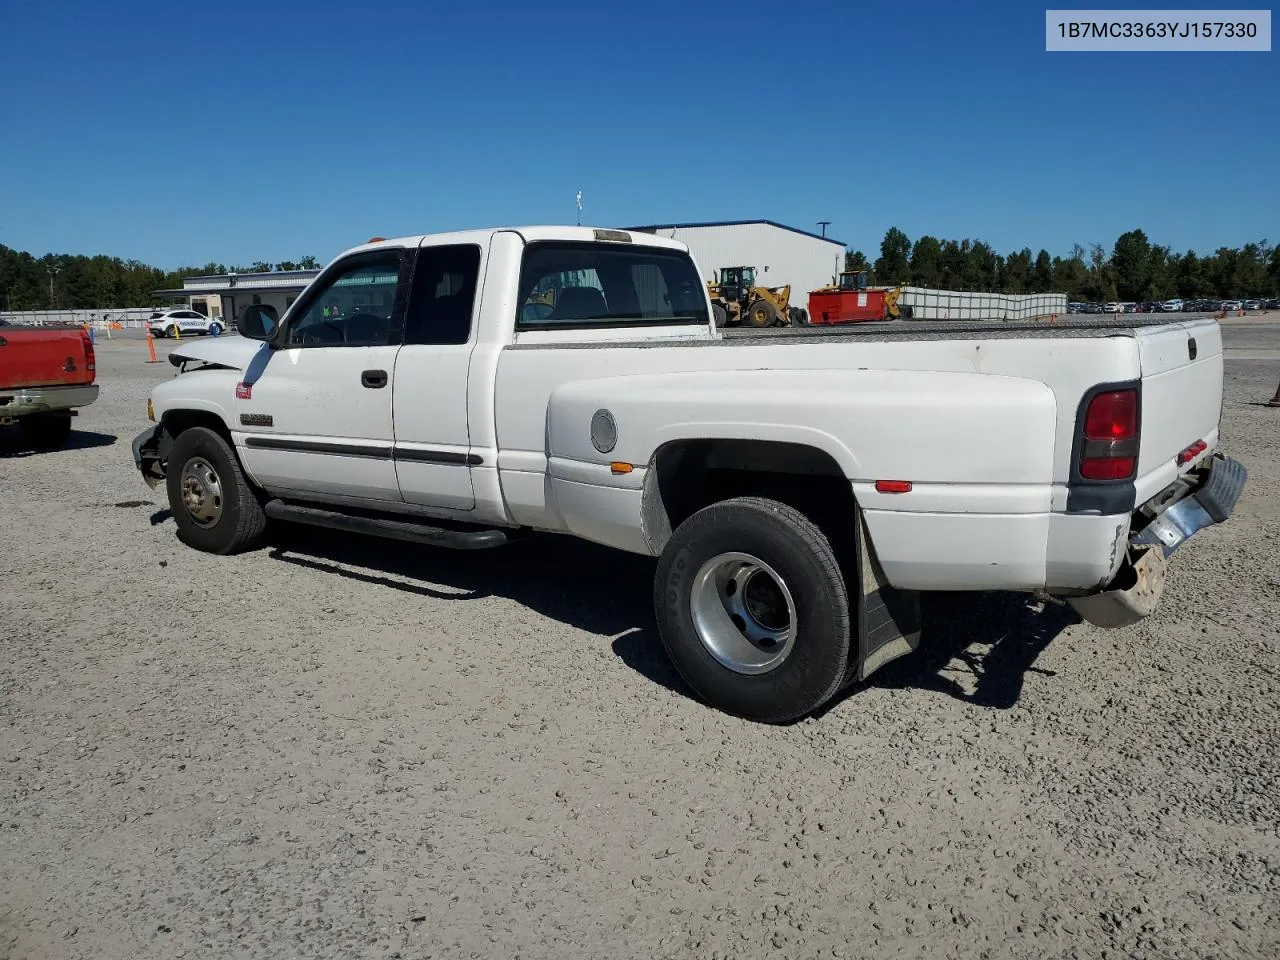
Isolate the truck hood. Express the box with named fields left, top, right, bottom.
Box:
left=169, top=337, right=266, bottom=371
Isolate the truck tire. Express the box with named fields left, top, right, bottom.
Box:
left=19, top=413, right=72, bottom=450
left=712, top=304, right=729, bottom=328
left=789, top=306, right=809, bottom=326
left=654, top=496, right=851, bottom=723
left=166, top=426, right=267, bottom=555
left=742, top=299, right=777, bottom=328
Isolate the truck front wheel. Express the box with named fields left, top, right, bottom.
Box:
left=653, top=496, right=852, bottom=723
left=165, top=426, right=267, bottom=555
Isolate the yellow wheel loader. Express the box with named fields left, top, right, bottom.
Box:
left=706, top=266, right=800, bottom=328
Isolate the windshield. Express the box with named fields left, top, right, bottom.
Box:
left=516, top=242, right=709, bottom=329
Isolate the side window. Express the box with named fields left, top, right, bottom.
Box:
left=516, top=243, right=709, bottom=328
left=403, top=244, right=481, bottom=346
left=287, top=251, right=403, bottom=347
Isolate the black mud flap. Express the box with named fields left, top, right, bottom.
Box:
left=848, top=513, right=922, bottom=684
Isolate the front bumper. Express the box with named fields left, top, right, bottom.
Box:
left=0, top=383, right=99, bottom=418
left=1069, top=453, right=1247, bottom=627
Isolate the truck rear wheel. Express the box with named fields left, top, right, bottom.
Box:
left=654, top=496, right=851, bottom=723
left=712, top=304, right=729, bottom=328
left=166, top=426, right=267, bottom=555
left=19, top=414, right=72, bottom=450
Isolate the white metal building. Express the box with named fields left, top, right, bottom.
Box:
left=155, top=269, right=320, bottom=325
left=629, top=220, right=846, bottom=304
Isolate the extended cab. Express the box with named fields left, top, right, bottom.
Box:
left=0, top=320, right=99, bottom=448
left=131, top=227, right=1246, bottom=722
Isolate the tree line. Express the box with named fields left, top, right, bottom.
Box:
left=848, top=228, right=1280, bottom=301
left=0, top=243, right=320, bottom=311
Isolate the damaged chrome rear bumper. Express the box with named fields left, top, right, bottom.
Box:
left=1069, top=453, right=1246, bottom=628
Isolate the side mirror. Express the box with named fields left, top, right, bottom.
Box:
left=237, top=304, right=279, bottom=341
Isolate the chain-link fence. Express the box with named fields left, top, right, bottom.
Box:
left=0, top=308, right=158, bottom=328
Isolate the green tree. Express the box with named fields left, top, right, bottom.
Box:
left=965, top=241, right=1002, bottom=291
left=1052, top=245, right=1089, bottom=299
left=1032, top=249, right=1053, bottom=292
left=874, top=228, right=911, bottom=284
left=1146, top=244, right=1172, bottom=300
left=1111, top=229, right=1153, bottom=300
left=1171, top=250, right=1205, bottom=298
left=1001, top=248, right=1033, bottom=293
left=843, top=249, right=870, bottom=273
left=909, top=235, right=943, bottom=287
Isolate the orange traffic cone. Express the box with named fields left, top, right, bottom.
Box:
left=145, top=329, right=160, bottom=363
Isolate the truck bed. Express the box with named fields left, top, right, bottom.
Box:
left=508, top=314, right=1214, bottom=350
left=723, top=314, right=1209, bottom=344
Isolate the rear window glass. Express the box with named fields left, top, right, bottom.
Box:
left=516, top=242, right=708, bottom=328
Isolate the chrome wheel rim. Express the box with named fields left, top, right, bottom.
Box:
left=180, top=457, right=223, bottom=527
left=689, top=552, right=797, bottom=675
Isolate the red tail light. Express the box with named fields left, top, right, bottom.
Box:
left=1079, top=388, right=1138, bottom=481
left=83, top=335, right=96, bottom=378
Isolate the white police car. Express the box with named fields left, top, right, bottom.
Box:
left=146, top=309, right=225, bottom=339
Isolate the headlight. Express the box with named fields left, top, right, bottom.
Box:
left=147, top=398, right=155, bottom=422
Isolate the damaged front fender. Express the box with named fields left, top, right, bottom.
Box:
left=131, top=424, right=168, bottom=490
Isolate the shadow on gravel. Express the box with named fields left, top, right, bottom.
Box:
left=850, top=591, right=1080, bottom=710
left=266, top=526, right=692, bottom=691
left=264, top=526, right=1079, bottom=714
left=0, top=428, right=117, bottom=457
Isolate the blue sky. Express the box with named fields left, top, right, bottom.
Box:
left=1, top=0, right=1275, bottom=268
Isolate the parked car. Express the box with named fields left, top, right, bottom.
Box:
left=1266, top=298, right=1280, bottom=310
left=1104, top=302, right=1124, bottom=313
left=1243, top=299, right=1264, bottom=311
left=147, top=309, right=225, bottom=339
left=131, top=225, right=1246, bottom=723
left=1221, top=300, right=1243, bottom=311
left=1067, top=302, right=1085, bottom=314
left=0, top=319, right=99, bottom=448
left=1162, top=299, right=1184, bottom=312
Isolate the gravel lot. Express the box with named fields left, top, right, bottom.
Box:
left=2, top=325, right=1278, bottom=960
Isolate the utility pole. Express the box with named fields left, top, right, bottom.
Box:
left=817, top=221, right=831, bottom=238
left=576, top=190, right=583, bottom=227
left=47, top=265, right=61, bottom=309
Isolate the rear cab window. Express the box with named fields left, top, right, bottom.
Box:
left=516, top=242, right=708, bottom=330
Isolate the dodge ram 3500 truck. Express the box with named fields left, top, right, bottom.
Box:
left=131, top=227, right=1246, bottom=722
left=1, top=320, right=99, bottom=448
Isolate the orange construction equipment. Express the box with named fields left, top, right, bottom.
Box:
left=806, top=271, right=908, bottom=325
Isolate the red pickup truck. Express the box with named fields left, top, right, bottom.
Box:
left=0, top=320, right=99, bottom=449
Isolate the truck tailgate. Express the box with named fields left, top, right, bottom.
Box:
left=0, top=328, right=95, bottom=390
left=1134, top=318, right=1223, bottom=502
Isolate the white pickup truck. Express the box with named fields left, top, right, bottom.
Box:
left=132, top=226, right=1246, bottom=722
